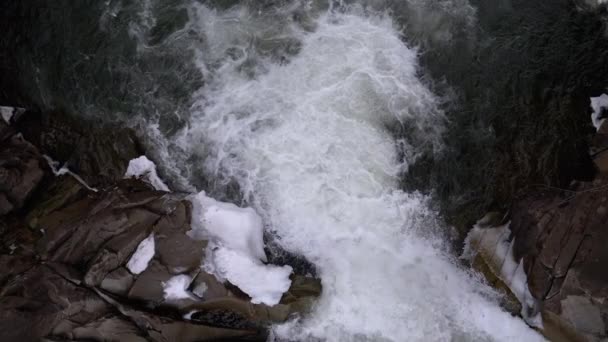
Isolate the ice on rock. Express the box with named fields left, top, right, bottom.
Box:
left=0, top=106, right=25, bottom=123
left=163, top=274, right=195, bottom=300
left=208, top=247, right=292, bottom=305
left=590, top=94, right=608, bottom=131
left=189, top=191, right=292, bottom=306
left=126, top=233, right=155, bottom=275
left=42, top=155, right=98, bottom=192
left=190, top=191, right=266, bottom=262
left=125, top=155, right=170, bottom=191
left=464, top=223, right=543, bottom=328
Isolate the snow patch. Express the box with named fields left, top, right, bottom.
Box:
left=590, top=94, right=608, bottom=131
left=0, top=106, right=25, bottom=123
left=124, top=155, right=170, bottom=191
left=189, top=191, right=292, bottom=306
left=42, top=155, right=98, bottom=192
left=208, top=247, right=292, bottom=305
left=464, top=223, right=543, bottom=328
left=192, top=281, right=208, bottom=298
left=162, top=274, right=195, bottom=300
left=190, top=191, right=267, bottom=262
left=183, top=310, right=197, bottom=320
left=126, top=233, right=155, bottom=275
left=0, top=106, right=14, bottom=123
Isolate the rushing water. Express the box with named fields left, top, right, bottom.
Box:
left=157, top=2, right=543, bottom=341
left=7, top=0, right=546, bottom=340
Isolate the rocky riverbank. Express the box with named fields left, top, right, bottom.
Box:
left=0, top=110, right=320, bottom=341
left=467, top=118, right=608, bottom=341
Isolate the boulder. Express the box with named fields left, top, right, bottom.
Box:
left=0, top=120, right=44, bottom=216
left=508, top=174, right=608, bottom=341
left=15, top=110, right=143, bottom=188
left=0, top=110, right=321, bottom=340
left=0, top=173, right=320, bottom=340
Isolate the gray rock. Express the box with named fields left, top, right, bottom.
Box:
left=100, top=267, right=134, bottom=296
left=0, top=131, right=45, bottom=216
left=561, top=295, right=605, bottom=336
left=128, top=260, right=173, bottom=304
left=509, top=173, right=608, bottom=340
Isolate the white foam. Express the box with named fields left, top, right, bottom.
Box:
left=126, top=233, right=155, bottom=275
left=464, top=223, right=543, bottom=328
left=591, top=94, right=608, bottom=131
left=125, top=155, right=170, bottom=191
left=162, top=274, right=195, bottom=300
left=167, top=3, right=542, bottom=341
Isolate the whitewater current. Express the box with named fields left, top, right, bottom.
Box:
left=130, top=1, right=544, bottom=341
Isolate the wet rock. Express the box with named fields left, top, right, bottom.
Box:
left=0, top=126, right=45, bottom=216
left=509, top=174, right=608, bottom=340
left=594, top=149, right=608, bottom=173
left=0, top=265, right=113, bottom=341
left=561, top=295, right=605, bottom=336
left=15, top=110, right=143, bottom=187
left=100, top=267, right=134, bottom=296
left=128, top=260, right=174, bottom=304
left=69, top=317, right=148, bottom=342
left=0, top=112, right=320, bottom=340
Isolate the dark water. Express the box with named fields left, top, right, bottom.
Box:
left=1, top=0, right=607, bottom=230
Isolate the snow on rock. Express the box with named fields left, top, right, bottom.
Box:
left=0, top=106, right=25, bottom=123
left=189, top=191, right=292, bottom=306
left=183, top=310, right=197, bottom=320
left=590, top=94, right=608, bottom=131
left=464, top=223, right=543, bottom=328
left=42, top=155, right=98, bottom=192
left=124, top=155, right=170, bottom=191
left=162, top=274, right=195, bottom=300
left=192, top=281, right=208, bottom=298
left=208, top=247, right=293, bottom=305
left=190, top=191, right=266, bottom=262
left=126, top=233, right=155, bottom=275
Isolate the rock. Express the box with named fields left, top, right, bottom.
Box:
left=0, top=111, right=320, bottom=340
left=69, top=317, right=148, bottom=342
left=100, top=267, right=134, bottom=296
left=0, top=265, right=114, bottom=341
left=0, top=129, right=45, bottom=216
left=594, top=150, right=608, bottom=173
left=15, top=110, right=143, bottom=187
left=561, top=295, right=605, bottom=336
left=509, top=174, right=608, bottom=340
left=128, top=260, right=174, bottom=304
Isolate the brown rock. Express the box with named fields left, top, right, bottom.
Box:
left=128, top=260, right=174, bottom=304
left=0, top=133, right=45, bottom=216
left=15, top=110, right=143, bottom=187
left=594, top=150, right=608, bottom=173
left=510, top=174, right=608, bottom=340
left=0, top=265, right=113, bottom=341
left=100, top=267, right=135, bottom=296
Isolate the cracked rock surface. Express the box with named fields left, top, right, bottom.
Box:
left=0, top=110, right=321, bottom=342
left=508, top=121, right=608, bottom=341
